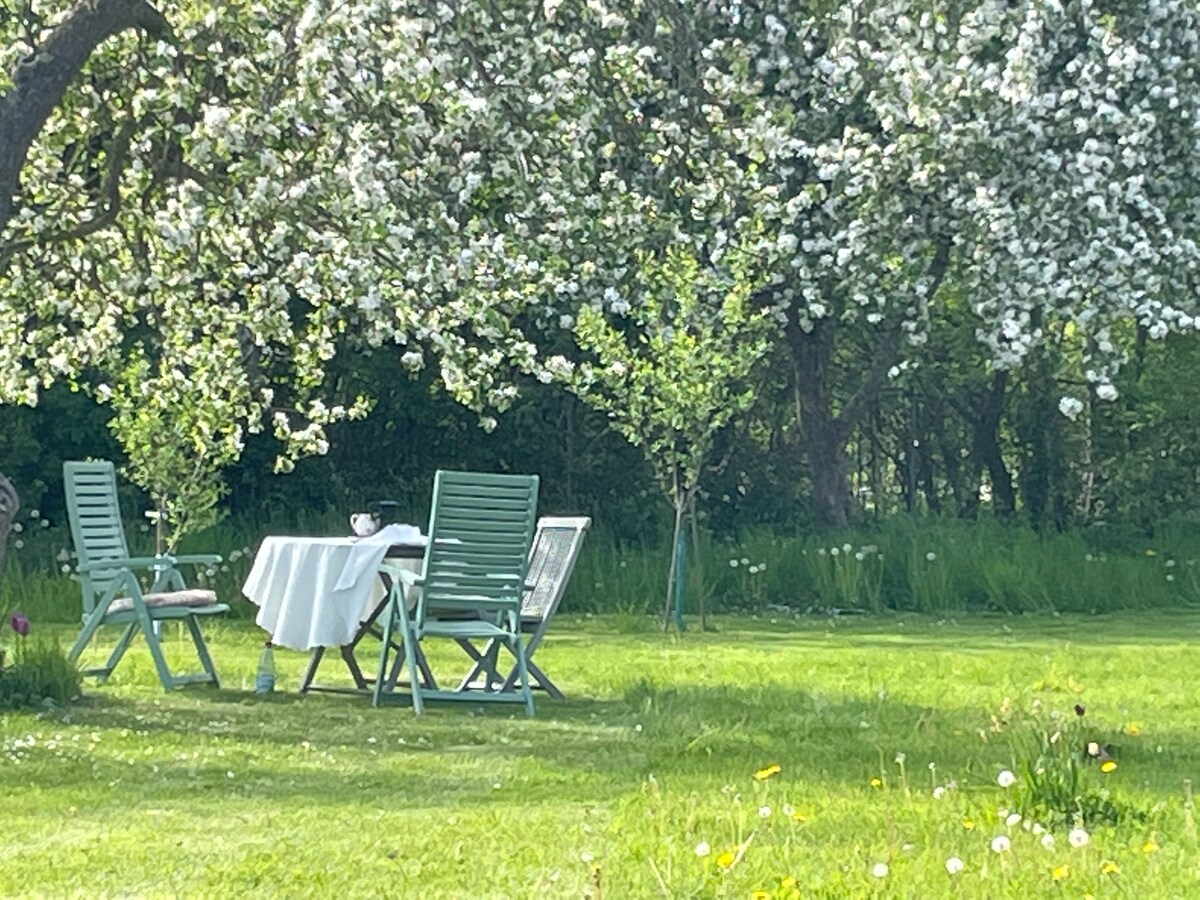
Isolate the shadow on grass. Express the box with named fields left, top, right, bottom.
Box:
left=31, top=676, right=1196, bottom=817
left=12, top=611, right=1192, bottom=824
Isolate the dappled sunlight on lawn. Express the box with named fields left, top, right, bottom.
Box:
left=2, top=612, right=1199, bottom=896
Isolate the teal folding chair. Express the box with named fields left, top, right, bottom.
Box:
left=456, top=516, right=590, bottom=699
left=372, top=470, right=539, bottom=715
left=63, top=461, right=229, bottom=690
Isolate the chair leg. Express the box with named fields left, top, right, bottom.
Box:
left=384, top=642, right=438, bottom=692
left=412, top=643, right=439, bottom=691
left=384, top=640, right=408, bottom=692
left=455, top=639, right=488, bottom=691
left=510, top=635, right=535, bottom=717
left=96, top=622, right=138, bottom=682
left=501, top=658, right=565, bottom=699
left=138, top=612, right=176, bottom=691
left=68, top=607, right=109, bottom=665
left=184, top=615, right=220, bottom=687
left=372, top=597, right=397, bottom=708
left=455, top=638, right=501, bottom=692
left=482, top=641, right=504, bottom=691
left=404, top=627, right=425, bottom=715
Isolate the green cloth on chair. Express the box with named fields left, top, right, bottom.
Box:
left=372, top=470, right=539, bottom=715
left=63, top=461, right=229, bottom=691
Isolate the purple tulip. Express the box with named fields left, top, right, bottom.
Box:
left=9, top=612, right=29, bottom=637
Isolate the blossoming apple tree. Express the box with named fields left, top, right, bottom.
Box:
left=534, top=0, right=1200, bottom=525
left=2, top=0, right=1199, bottom=540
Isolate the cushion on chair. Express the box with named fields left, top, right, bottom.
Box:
left=108, top=589, right=219, bottom=613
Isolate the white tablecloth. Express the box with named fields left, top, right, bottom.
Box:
left=242, top=534, right=424, bottom=651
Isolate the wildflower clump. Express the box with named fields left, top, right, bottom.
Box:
left=1004, top=699, right=1142, bottom=828
left=0, top=612, right=81, bottom=710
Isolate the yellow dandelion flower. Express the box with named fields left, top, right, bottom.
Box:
left=1100, top=860, right=1120, bottom=875
left=1100, top=760, right=1118, bottom=773
left=753, top=764, right=782, bottom=781
left=962, top=817, right=975, bottom=830
left=1051, top=864, right=1069, bottom=881
left=791, top=811, right=807, bottom=823
left=869, top=777, right=883, bottom=789
left=749, top=891, right=771, bottom=900
left=1142, top=839, right=1159, bottom=854
left=1123, top=722, right=1141, bottom=736
left=716, top=851, right=736, bottom=869
left=780, top=876, right=797, bottom=889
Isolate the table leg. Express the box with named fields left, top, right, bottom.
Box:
left=297, top=600, right=387, bottom=694
left=299, top=646, right=325, bottom=693
left=342, top=645, right=368, bottom=690
left=295, top=559, right=439, bottom=697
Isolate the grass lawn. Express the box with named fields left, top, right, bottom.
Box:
left=1, top=611, right=1198, bottom=897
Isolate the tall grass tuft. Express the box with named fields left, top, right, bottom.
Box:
left=0, top=631, right=81, bottom=709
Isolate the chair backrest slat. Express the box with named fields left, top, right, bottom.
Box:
left=419, top=470, right=539, bottom=619
left=64, top=461, right=132, bottom=615
left=522, top=516, right=591, bottom=622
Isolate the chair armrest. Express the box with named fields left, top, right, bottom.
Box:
left=170, top=554, right=222, bottom=566
left=78, top=555, right=176, bottom=573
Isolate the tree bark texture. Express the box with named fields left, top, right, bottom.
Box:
left=0, top=0, right=169, bottom=233
left=790, top=319, right=855, bottom=528
left=970, top=371, right=1016, bottom=517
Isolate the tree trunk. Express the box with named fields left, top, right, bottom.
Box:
left=688, top=492, right=706, bottom=632
left=786, top=243, right=951, bottom=529
left=970, top=372, right=1016, bottom=518
left=662, top=474, right=685, bottom=631
left=791, top=320, right=856, bottom=528
left=806, top=409, right=855, bottom=527
left=0, top=0, right=170, bottom=234
left=1017, top=349, right=1069, bottom=531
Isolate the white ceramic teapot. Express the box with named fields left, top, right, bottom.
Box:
left=350, top=512, right=380, bottom=537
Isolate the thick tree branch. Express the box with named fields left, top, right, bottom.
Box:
left=0, top=0, right=170, bottom=233
left=0, top=115, right=137, bottom=264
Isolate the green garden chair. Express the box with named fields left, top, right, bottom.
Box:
left=455, top=515, right=590, bottom=699
left=372, top=470, right=539, bottom=715
left=63, top=461, right=229, bottom=691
